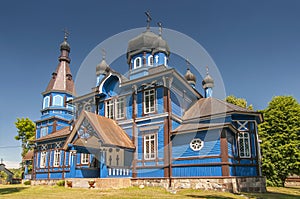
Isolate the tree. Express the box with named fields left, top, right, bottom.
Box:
left=258, top=96, right=300, bottom=186
left=225, top=95, right=253, bottom=110
left=14, top=118, right=35, bottom=158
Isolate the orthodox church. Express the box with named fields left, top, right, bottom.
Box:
left=28, top=18, right=265, bottom=191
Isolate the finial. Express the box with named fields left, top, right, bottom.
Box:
left=157, top=22, right=162, bottom=36
left=145, top=11, right=152, bottom=30
left=101, top=48, right=106, bottom=60
left=63, top=28, right=70, bottom=41
left=206, top=66, right=209, bottom=75
left=186, top=59, right=190, bottom=70
left=0, top=158, right=3, bottom=164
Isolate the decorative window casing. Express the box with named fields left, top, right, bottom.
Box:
left=81, top=153, right=89, bottom=164
left=148, top=55, right=153, bottom=66
left=66, top=97, right=74, bottom=110
left=238, top=132, right=251, bottom=158
left=190, top=138, right=204, bottom=151
left=144, top=89, right=156, bottom=114
left=53, top=150, right=60, bottom=167
left=53, top=95, right=63, bottom=106
left=40, top=151, right=47, bottom=168
left=134, top=57, right=142, bottom=69
left=43, top=96, right=50, bottom=109
left=40, top=127, right=48, bottom=137
left=105, top=97, right=126, bottom=120
left=144, top=134, right=156, bottom=160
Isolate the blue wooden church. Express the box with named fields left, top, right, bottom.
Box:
left=29, top=19, right=264, bottom=190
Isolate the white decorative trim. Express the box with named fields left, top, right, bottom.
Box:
left=190, top=138, right=204, bottom=151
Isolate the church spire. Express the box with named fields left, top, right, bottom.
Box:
left=45, top=32, right=75, bottom=95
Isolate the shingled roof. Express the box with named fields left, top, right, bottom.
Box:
left=183, top=97, right=261, bottom=121
left=36, top=126, right=71, bottom=142
left=64, top=111, right=135, bottom=150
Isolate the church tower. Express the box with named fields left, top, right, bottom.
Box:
left=36, top=33, right=76, bottom=139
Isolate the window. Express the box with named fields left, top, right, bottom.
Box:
left=238, top=132, right=251, bottom=158
left=43, top=96, right=50, bottom=109
left=116, top=97, right=125, bottom=119
left=105, top=100, right=114, bottom=119
left=53, top=95, right=63, bottom=106
left=164, top=56, right=168, bottom=66
left=105, top=97, right=126, bottom=120
left=148, top=55, right=153, bottom=66
left=40, top=127, right=48, bottom=137
left=53, top=150, right=60, bottom=167
left=81, top=153, right=89, bottom=164
left=190, top=138, right=204, bottom=151
left=134, top=57, right=142, bottom=68
left=144, top=89, right=156, bottom=114
left=66, top=97, right=74, bottom=110
left=40, top=151, right=47, bottom=168
left=144, top=134, right=156, bottom=160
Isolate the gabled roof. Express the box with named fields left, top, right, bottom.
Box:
left=183, top=97, right=263, bottom=122
left=36, top=126, right=70, bottom=142
left=63, top=111, right=135, bottom=150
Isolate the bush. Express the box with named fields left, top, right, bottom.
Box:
left=56, top=180, right=65, bottom=186
left=24, top=180, right=31, bottom=185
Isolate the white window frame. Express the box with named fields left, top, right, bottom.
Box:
left=43, top=96, right=50, bottom=109
left=40, top=151, right=47, bottom=168
left=144, top=89, right=156, bottom=114
left=148, top=55, right=153, bottom=66
left=116, top=97, right=125, bottom=119
left=238, top=132, right=251, bottom=158
left=53, top=95, right=63, bottom=106
left=66, top=97, right=74, bottom=110
left=105, top=100, right=114, bottom=119
left=81, top=153, right=89, bottom=164
left=40, top=127, right=48, bottom=137
left=143, top=134, right=156, bottom=160
left=190, top=138, right=204, bottom=151
left=134, top=57, right=142, bottom=69
left=53, top=150, right=60, bottom=167
left=164, top=56, right=168, bottom=66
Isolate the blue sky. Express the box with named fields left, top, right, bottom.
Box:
left=0, top=0, right=299, bottom=168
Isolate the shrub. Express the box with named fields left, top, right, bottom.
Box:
left=56, top=180, right=65, bottom=186
left=24, top=180, right=31, bottom=185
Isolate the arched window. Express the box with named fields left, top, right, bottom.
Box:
left=43, top=96, right=50, bottom=109
left=134, top=57, right=142, bottom=69
left=53, top=95, right=63, bottom=106
left=148, top=55, right=153, bottom=66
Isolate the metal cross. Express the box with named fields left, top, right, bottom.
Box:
left=206, top=66, right=209, bottom=75
left=157, top=22, right=162, bottom=36
left=101, top=48, right=106, bottom=60
left=145, top=11, right=152, bottom=30
left=0, top=158, right=3, bottom=164
left=186, top=59, right=190, bottom=70
left=63, top=28, right=70, bottom=40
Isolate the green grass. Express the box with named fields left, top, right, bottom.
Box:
left=0, top=185, right=299, bottom=199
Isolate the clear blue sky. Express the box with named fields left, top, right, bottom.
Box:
left=0, top=0, right=299, bottom=168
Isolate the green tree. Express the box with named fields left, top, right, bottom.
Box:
left=259, top=96, right=300, bottom=186
left=14, top=118, right=36, bottom=158
left=225, top=95, right=253, bottom=110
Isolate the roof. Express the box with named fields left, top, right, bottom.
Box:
left=183, top=97, right=262, bottom=121
left=36, top=127, right=71, bottom=142
left=64, top=111, right=135, bottom=150
left=23, top=150, right=34, bottom=161
left=172, top=122, right=237, bottom=135
left=45, top=60, right=75, bottom=95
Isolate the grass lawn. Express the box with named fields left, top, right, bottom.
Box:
left=0, top=185, right=299, bottom=199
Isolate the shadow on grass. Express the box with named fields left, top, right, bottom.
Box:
left=185, top=195, right=236, bottom=199
left=244, top=191, right=300, bottom=199
left=0, top=186, right=29, bottom=195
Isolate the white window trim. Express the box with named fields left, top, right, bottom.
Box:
left=53, top=150, right=60, bottom=167
left=148, top=55, right=153, bottom=66
left=134, top=57, right=142, bottom=69
left=81, top=153, right=89, bottom=164
left=116, top=97, right=126, bottom=119
left=40, top=151, right=47, bottom=168
left=238, top=132, right=251, bottom=158
left=40, top=126, right=48, bottom=137
left=143, top=89, right=156, bottom=114
left=143, top=133, right=157, bottom=160
left=164, top=56, right=168, bottom=66
left=105, top=100, right=114, bottom=119
left=190, top=138, right=204, bottom=151
left=53, top=95, right=63, bottom=106
left=43, top=96, right=50, bottom=109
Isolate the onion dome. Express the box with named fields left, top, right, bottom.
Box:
left=60, top=37, right=70, bottom=52
left=202, top=74, right=214, bottom=89
left=96, top=59, right=110, bottom=76
left=185, top=68, right=196, bottom=86
left=126, top=30, right=169, bottom=63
